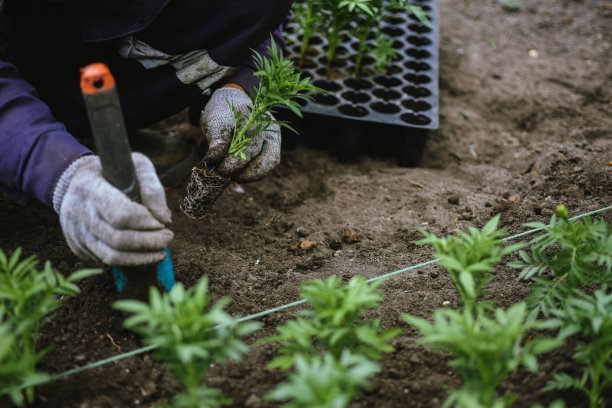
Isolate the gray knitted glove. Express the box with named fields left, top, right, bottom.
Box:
left=200, top=87, right=281, bottom=182
left=53, top=153, right=174, bottom=266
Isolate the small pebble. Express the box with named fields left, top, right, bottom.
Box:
left=296, top=226, right=309, bottom=237
left=231, top=185, right=245, bottom=194
left=245, top=394, right=261, bottom=408
left=460, top=212, right=473, bottom=220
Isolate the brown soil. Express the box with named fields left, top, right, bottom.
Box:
left=1, top=0, right=611, bottom=407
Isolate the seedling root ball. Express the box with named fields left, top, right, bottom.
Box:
left=179, top=163, right=231, bottom=219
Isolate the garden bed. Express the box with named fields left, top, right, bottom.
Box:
left=1, top=0, right=611, bottom=406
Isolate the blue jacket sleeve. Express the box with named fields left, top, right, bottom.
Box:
left=224, top=21, right=288, bottom=94
left=0, top=8, right=91, bottom=207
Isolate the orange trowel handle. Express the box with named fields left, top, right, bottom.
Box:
left=80, top=63, right=140, bottom=203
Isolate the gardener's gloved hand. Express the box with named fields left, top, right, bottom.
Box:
left=200, top=85, right=281, bottom=182
left=52, top=153, right=174, bottom=266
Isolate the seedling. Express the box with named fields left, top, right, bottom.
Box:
left=509, top=207, right=612, bottom=407
left=405, top=216, right=560, bottom=407
left=228, top=38, right=321, bottom=159
left=291, top=0, right=324, bottom=68
left=372, top=33, right=398, bottom=74
left=114, top=277, right=261, bottom=408
left=542, top=286, right=612, bottom=408
left=180, top=38, right=321, bottom=219
left=403, top=302, right=560, bottom=408
left=0, top=248, right=101, bottom=406
left=350, top=0, right=431, bottom=75
left=509, top=205, right=612, bottom=317
left=266, top=350, right=380, bottom=408
left=263, top=275, right=401, bottom=370
left=418, top=214, right=524, bottom=311
left=319, top=0, right=376, bottom=76
left=289, top=0, right=431, bottom=76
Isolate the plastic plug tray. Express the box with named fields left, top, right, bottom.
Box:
left=280, top=0, right=439, bottom=166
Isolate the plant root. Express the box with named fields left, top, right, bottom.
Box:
left=180, top=163, right=231, bottom=219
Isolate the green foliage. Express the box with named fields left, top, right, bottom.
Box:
left=266, top=350, right=380, bottom=408
left=229, top=37, right=321, bottom=160
left=291, top=1, right=324, bottom=67
left=264, top=275, right=401, bottom=370
left=402, top=1, right=433, bottom=27
left=371, top=33, right=398, bottom=74
left=114, top=278, right=261, bottom=408
left=0, top=248, right=101, bottom=406
left=418, top=214, right=524, bottom=311
left=404, top=302, right=560, bottom=408
left=0, top=309, right=42, bottom=407
left=319, top=0, right=367, bottom=76
left=509, top=212, right=612, bottom=317
left=289, top=0, right=430, bottom=76
left=506, top=208, right=612, bottom=407
left=541, top=285, right=612, bottom=408
left=498, top=0, right=521, bottom=12
left=406, top=216, right=562, bottom=407
left=530, top=401, right=566, bottom=408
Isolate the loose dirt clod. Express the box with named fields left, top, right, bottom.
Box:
left=289, top=240, right=318, bottom=252
left=342, top=226, right=360, bottom=244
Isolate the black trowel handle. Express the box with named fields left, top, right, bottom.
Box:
left=80, top=63, right=140, bottom=203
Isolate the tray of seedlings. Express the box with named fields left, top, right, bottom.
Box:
left=279, top=0, right=439, bottom=166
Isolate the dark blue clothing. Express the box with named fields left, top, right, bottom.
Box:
left=0, top=0, right=292, bottom=206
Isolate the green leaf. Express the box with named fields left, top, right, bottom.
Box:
left=67, top=268, right=103, bottom=282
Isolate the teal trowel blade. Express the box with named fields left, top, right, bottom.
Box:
left=111, top=248, right=176, bottom=293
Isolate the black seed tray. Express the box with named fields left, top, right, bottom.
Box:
left=283, top=0, right=439, bottom=130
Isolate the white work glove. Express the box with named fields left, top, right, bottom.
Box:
left=200, top=87, right=281, bottom=182
left=52, top=153, right=174, bottom=266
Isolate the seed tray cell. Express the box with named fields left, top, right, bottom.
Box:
left=283, top=0, right=439, bottom=130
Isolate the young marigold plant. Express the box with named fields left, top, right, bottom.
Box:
left=266, top=350, right=381, bottom=408
left=541, top=285, right=612, bottom=408
left=371, top=33, right=398, bottom=74
left=418, top=214, right=524, bottom=311
left=0, top=248, right=102, bottom=406
left=228, top=38, right=321, bottom=159
left=309, top=0, right=378, bottom=76
left=403, top=302, right=560, bottom=408
left=349, top=0, right=431, bottom=75
left=509, top=205, right=612, bottom=317
left=114, top=277, right=261, bottom=408
left=0, top=308, right=33, bottom=406
left=264, top=275, right=401, bottom=370
left=509, top=206, right=612, bottom=407
left=291, top=0, right=324, bottom=68
left=509, top=205, right=612, bottom=316
left=405, top=216, right=561, bottom=407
